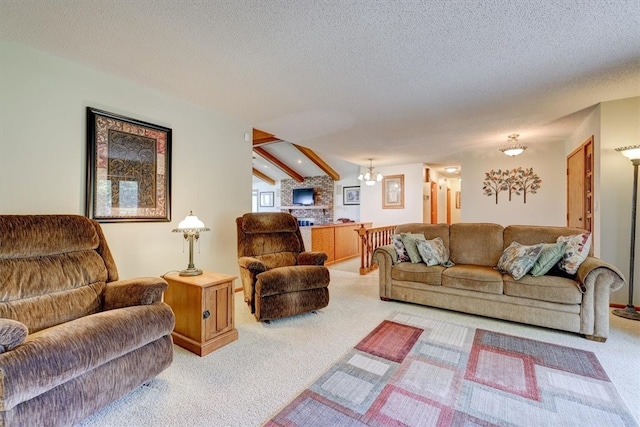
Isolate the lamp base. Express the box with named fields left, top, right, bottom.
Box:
left=612, top=306, right=640, bottom=321
left=179, top=267, right=203, bottom=276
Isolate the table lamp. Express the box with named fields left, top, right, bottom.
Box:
left=172, top=211, right=210, bottom=276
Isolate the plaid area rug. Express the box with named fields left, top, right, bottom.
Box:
left=266, top=313, right=638, bottom=427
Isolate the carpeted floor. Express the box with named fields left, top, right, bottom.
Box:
left=267, top=313, right=638, bottom=426
left=79, top=266, right=640, bottom=426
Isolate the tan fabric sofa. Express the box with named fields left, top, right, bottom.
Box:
left=0, top=215, right=175, bottom=426
left=373, top=223, right=625, bottom=341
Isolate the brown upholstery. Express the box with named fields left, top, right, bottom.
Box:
left=0, top=215, right=175, bottom=426
left=236, top=212, right=330, bottom=321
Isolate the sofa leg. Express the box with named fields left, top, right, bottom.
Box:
left=585, top=334, right=607, bottom=342
left=380, top=297, right=390, bottom=301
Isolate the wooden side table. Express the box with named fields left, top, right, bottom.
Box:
left=163, top=271, right=238, bottom=356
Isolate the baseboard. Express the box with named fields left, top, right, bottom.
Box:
left=609, top=303, right=640, bottom=310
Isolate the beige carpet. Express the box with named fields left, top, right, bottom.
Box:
left=79, top=266, right=640, bottom=426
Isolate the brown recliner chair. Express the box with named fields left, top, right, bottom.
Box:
left=236, top=212, right=330, bottom=321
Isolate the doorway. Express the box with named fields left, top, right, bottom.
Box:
left=567, top=136, right=594, bottom=233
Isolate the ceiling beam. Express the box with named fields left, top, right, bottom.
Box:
left=253, top=128, right=281, bottom=146
left=252, top=167, right=275, bottom=185
left=254, top=146, right=304, bottom=183
left=292, top=143, right=341, bottom=181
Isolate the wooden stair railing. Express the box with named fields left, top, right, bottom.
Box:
left=356, top=224, right=397, bottom=275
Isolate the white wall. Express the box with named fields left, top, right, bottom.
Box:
left=333, top=178, right=361, bottom=222
left=460, top=141, right=566, bottom=225
left=0, top=41, right=253, bottom=279
left=599, top=97, right=640, bottom=305
left=360, top=163, right=424, bottom=227
left=252, top=181, right=280, bottom=213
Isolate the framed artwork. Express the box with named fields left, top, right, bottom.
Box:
left=86, top=107, right=171, bottom=222
left=455, top=191, right=461, bottom=209
left=343, top=186, right=360, bottom=205
left=260, top=191, right=274, bottom=207
left=382, top=174, right=404, bottom=209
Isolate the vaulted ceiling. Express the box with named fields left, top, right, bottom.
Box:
left=2, top=1, right=638, bottom=179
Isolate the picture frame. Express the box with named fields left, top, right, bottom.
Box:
left=260, top=191, right=274, bottom=207
left=343, top=186, right=360, bottom=205
left=86, top=107, right=171, bottom=222
left=455, top=191, right=461, bottom=209
left=382, top=174, right=404, bottom=209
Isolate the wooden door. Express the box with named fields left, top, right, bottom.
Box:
left=430, top=182, right=438, bottom=223
left=567, top=136, right=594, bottom=232
left=446, top=188, right=451, bottom=224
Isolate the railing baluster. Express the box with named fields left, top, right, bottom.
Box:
left=356, top=224, right=397, bottom=275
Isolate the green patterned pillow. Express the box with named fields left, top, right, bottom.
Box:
left=530, top=242, right=567, bottom=276
left=400, top=232, right=427, bottom=263
left=496, top=241, right=544, bottom=280
left=416, top=237, right=451, bottom=267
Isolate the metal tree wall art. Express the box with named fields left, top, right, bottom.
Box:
left=482, top=167, right=542, bottom=204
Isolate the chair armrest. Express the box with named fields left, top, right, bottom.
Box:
left=577, top=256, right=625, bottom=293
left=298, top=251, right=328, bottom=266
left=373, top=245, right=397, bottom=299
left=0, top=318, right=28, bottom=354
left=238, top=256, right=268, bottom=274
left=102, top=277, right=168, bottom=311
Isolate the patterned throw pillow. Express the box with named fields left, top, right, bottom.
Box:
left=416, top=237, right=451, bottom=267
left=496, top=241, right=544, bottom=280
left=556, top=233, right=592, bottom=275
left=400, top=232, right=427, bottom=263
left=391, top=234, right=410, bottom=263
left=529, top=242, right=567, bottom=276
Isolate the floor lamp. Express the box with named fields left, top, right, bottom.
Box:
left=613, top=145, right=640, bottom=321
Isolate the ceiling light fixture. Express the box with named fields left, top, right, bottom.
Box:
left=445, top=167, right=458, bottom=173
left=357, top=159, right=383, bottom=186
left=500, top=134, right=527, bottom=157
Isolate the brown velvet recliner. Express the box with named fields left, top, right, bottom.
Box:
left=0, top=215, right=175, bottom=426
left=236, top=212, right=330, bottom=321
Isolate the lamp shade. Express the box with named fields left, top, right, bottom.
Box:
left=172, top=211, right=210, bottom=233
left=616, top=145, right=640, bottom=161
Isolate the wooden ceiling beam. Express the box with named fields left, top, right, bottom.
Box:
left=292, top=143, right=341, bottom=181
left=253, top=128, right=281, bottom=146
left=252, top=167, right=275, bottom=185
left=254, top=146, right=305, bottom=183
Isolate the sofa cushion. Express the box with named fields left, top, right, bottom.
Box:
left=416, top=237, right=451, bottom=267
left=504, top=225, right=592, bottom=256
left=530, top=242, right=567, bottom=276
left=503, top=274, right=582, bottom=304
left=496, top=242, right=544, bottom=280
left=557, top=233, right=592, bottom=275
left=442, top=265, right=503, bottom=294
left=449, top=223, right=504, bottom=266
left=395, top=223, right=450, bottom=247
left=391, top=234, right=410, bottom=263
left=391, top=263, right=444, bottom=286
left=400, top=232, right=427, bottom=263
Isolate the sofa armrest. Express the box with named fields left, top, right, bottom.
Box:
left=577, top=256, right=625, bottom=293
left=373, top=245, right=397, bottom=299
left=0, top=319, right=28, bottom=354
left=102, top=277, right=168, bottom=311
left=298, top=251, right=328, bottom=266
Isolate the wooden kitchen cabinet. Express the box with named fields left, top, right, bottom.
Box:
left=163, top=271, right=238, bottom=356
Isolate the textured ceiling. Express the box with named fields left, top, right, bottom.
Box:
left=1, top=0, right=639, bottom=177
